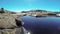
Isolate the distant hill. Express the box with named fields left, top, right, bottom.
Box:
left=21, top=10, right=60, bottom=14
left=21, top=10, right=50, bottom=13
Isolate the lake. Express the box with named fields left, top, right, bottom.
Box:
left=21, top=16, right=60, bottom=34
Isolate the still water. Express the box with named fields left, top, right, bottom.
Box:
left=21, top=16, right=60, bottom=34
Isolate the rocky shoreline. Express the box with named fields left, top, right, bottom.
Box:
left=0, top=8, right=24, bottom=34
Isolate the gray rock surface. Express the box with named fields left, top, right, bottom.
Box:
left=0, top=8, right=23, bottom=34
left=0, top=14, right=17, bottom=29
left=0, top=13, right=24, bottom=34
left=0, top=28, right=22, bottom=34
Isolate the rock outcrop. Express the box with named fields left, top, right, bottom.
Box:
left=0, top=14, right=17, bottom=28
left=0, top=8, right=23, bottom=34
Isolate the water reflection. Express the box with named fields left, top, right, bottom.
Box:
left=21, top=16, right=60, bottom=34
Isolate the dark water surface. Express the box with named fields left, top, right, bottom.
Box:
left=21, top=16, right=60, bottom=34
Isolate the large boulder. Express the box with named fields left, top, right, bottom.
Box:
left=0, top=14, right=22, bottom=29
